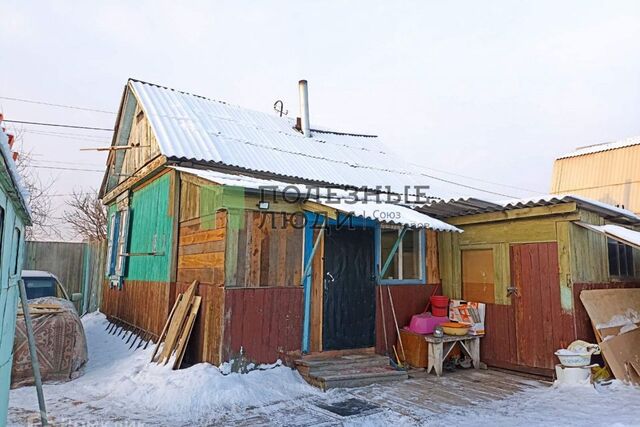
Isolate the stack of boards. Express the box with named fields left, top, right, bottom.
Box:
left=151, top=280, right=202, bottom=369
left=580, top=288, right=640, bottom=385
left=18, top=303, right=64, bottom=317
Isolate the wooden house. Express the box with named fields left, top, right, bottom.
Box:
left=0, top=116, right=31, bottom=426
left=551, top=136, right=640, bottom=214
left=418, top=195, right=640, bottom=376
left=98, top=79, right=460, bottom=367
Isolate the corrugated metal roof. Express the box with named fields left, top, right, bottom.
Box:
left=173, top=166, right=461, bottom=232
left=557, top=135, right=640, bottom=159
left=129, top=80, right=430, bottom=195
left=417, top=194, right=640, bottom=224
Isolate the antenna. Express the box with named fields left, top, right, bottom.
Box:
left=273, top=100, right=288, bottom=117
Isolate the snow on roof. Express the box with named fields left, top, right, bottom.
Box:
left=172, top=166, right=461, bottom=232
left=129, top=79, right=431, bottom=195
left=0, top=119, right=31, bottom=222
left=557, top=135, right=640, bottom=160
left=576, top=223, right=640, bottom=250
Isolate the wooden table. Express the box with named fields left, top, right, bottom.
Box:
left=424, top=334, right=482, bottom=376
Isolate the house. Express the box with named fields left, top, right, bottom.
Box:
left=98, top=79, right=461, bottom=367
left=0, top=115, right=32, bottom=426
left=551, top=136, right=640, bottom=214
left=418, top=195, right=640, bottom=376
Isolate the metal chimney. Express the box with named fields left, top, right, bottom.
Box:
left=298, top=80, right=311, bottom=137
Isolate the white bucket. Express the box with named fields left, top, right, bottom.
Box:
left=554, top=364, right=591, bottom=386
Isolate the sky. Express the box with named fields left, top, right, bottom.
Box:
left=1, top=0, right=640, bottom=240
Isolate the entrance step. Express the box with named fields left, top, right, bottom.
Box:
left=294, top=353, right=408, bottom=390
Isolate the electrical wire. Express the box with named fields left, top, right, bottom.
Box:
left=30, top=165, right=104, bottom=173
left=408, top=162, right=545, bottom=195
left=3, top=119, right=113, bottom=132
left=0, top=95, right=116, bottom=114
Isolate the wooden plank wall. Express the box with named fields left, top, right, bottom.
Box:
left=25, top=241, right=85, bottom=311
left=375, top=284, right=438, bottom=355
left=176, top=211, right=227, bottom=365
left=228, top=211, right=303, bottom=288
left=573, top=281, right=640, bottom=342
left=101, top=280, right=172, bottom=337
left=223, top=287, right=303, bottom=363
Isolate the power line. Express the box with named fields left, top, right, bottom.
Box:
left=0, top=95, right=116, bottom=114
left=30, top=165, right=104, bottom=173
left=4, top=119, right=113, bottom=132
left=408, top=162, right=544, bottom=195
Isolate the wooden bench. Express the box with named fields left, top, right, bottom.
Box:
left=424, top=334, right=482, bottom=376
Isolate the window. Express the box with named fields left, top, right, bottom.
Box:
left=0, top=207, right=4, bottom=262
left=608, top=238, right=634, bottom=277
left=106, top=208, right=131, bottom=287
left=379, top=228, right=424, bottom=282
left=12, top=227, right=21, bottom=275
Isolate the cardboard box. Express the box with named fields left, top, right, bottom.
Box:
left=449, top=300, right=486, bottom=336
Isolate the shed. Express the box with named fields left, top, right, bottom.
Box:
left=418, top=194, right=640, bottom=376
left=0, top=116, right=32, bottom=426
left=98, top=79, right=460, bottom=366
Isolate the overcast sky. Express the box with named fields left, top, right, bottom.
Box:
left=2, top=1, right=640, bottom=239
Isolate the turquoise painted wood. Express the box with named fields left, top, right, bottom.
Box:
left=0, top=143, right=30, bottom=426
left=125, top=174, right=174, bottom=282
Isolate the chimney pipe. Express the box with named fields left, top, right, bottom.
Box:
left=298, top=80, right=311, bottom=137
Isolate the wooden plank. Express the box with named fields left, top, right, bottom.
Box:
left=447, top=203, right=578, bottom=226
left=310, top=230, right=324, bottom=352
left=158, top=281, right=198, bottom=365
left=248, top=213, right=262, bottom=286
left=426, top=230, right=440, bottom=283
left=461, top=249, right=495, bottom=304
left=151, top=295, right=182, bottom=362
left=178, top=252, right=224, bottom=269
left=173, top=296, right=202, bottom=369
left=179, top=228, right=225, bottom=246
left=179, top=240, right=225, bottom=256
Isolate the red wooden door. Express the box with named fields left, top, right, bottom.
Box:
left=510, top=242, right=573, bottom=372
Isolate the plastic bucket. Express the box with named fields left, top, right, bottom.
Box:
left=430, top=296, right=449, bottom=317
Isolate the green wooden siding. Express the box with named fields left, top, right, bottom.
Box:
left=126, top=174, right=173, bottom=282
left=0, top=169, right=28, bottom=426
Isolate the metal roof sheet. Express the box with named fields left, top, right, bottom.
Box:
left=417, top=194, right=640, bottom=224
left=129, top=80, right=431, bottom=195
left=557, top=135, right=640, bottom=160
left=173, top=166, right=461, bottom=232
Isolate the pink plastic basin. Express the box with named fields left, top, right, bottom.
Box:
left=405, top=313, right=450, bottom=335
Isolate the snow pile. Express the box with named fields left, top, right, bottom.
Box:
left=597, top=308, right=640, bottom=341
left=9, top=312, right=318, bottom=425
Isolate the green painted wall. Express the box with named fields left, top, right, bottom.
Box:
left=0, top=166, right=28, bottom=426
left=126, top=174, right=173, bottom=282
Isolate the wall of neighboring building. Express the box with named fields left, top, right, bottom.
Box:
left=0, top=177, right=28, bottom=427
left=550, top=145, right=640, bottom=214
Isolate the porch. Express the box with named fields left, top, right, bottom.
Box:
left=214, top=368, right=548, bottom=425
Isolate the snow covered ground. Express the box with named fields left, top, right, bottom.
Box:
left=8, top=312, right=640, bottom=426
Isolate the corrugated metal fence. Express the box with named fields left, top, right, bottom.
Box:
left=25, top=240, right=106, bottom=314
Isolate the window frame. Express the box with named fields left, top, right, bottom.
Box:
left=607, top=237, right=635, bottom=279
left=376, top=226, right=426, bottom=285
left=0, top=207, right=4, bottom=269
left=12, top=227, right=21, bottom=276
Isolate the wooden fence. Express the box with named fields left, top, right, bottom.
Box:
left=25, top=240, right=106, bottom=314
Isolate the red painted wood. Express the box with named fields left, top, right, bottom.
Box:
left=375, top=284, right=438, bottom=355
left=223, top=287, right=303, bottom=363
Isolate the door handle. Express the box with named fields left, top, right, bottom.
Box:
left=326, top=272, right=335, bottom=282
left=506, top=286, right=519, bottom=297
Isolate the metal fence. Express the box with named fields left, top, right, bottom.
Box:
left=25, top=240, right=106, bottom=314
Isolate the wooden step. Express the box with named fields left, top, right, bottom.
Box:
left=295, top=353, right=408, bottom=390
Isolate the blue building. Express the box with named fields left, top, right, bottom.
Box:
left=0, top=115, right=32, bottom=426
